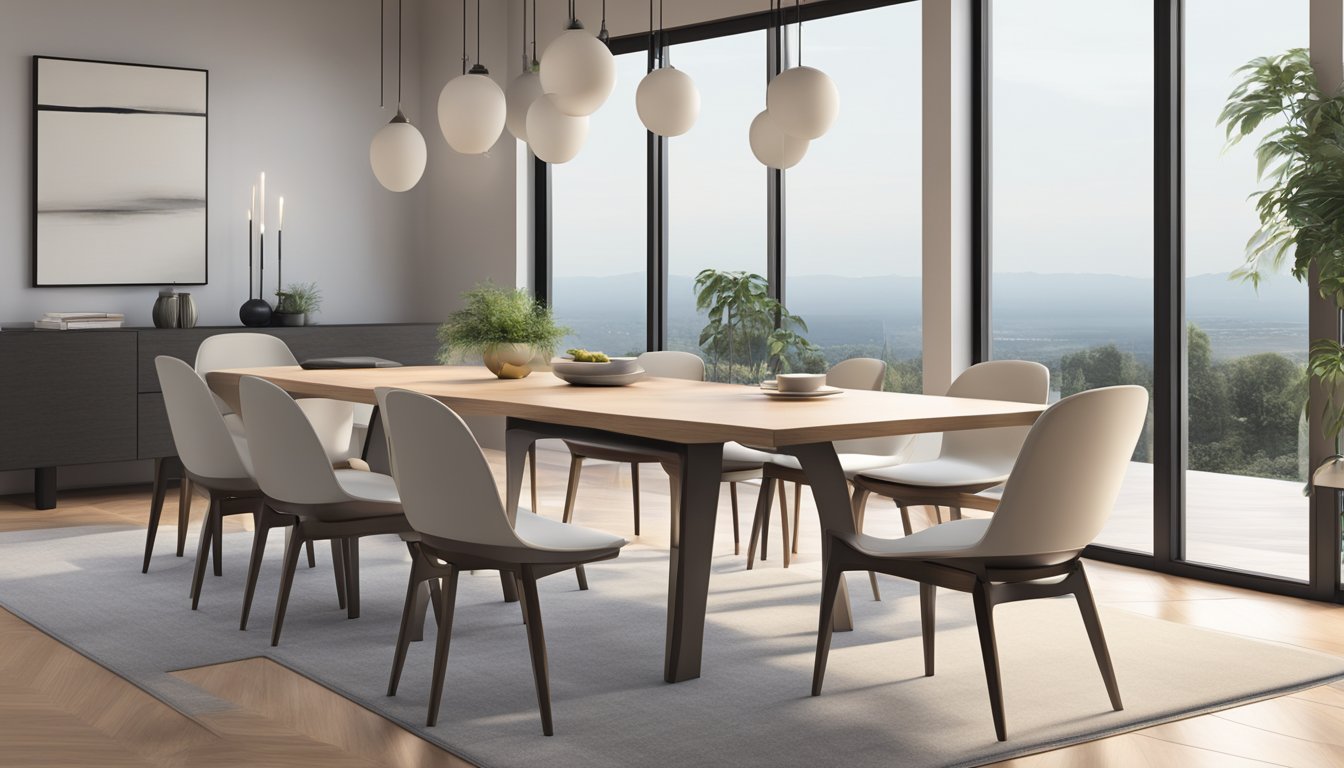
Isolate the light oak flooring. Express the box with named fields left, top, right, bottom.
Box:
left=1, top=444, right=1343, bottom=767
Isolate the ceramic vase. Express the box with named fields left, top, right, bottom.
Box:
left=482, top=343, right=535, bottom=379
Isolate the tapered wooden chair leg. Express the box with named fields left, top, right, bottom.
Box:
left=240, top=506, right=276, bottom=630
left=389, top=559, right=424, bottom=696
left=561, top=455, right=584, bottom=524
left=306, top=539, right=317, bottom=569
left=812, top=557, right=844, bottom=697
left=142, top=458, right=170, bottom=573
left=729, top=482, right=741, bottom=556
left=920, top=582, right=936, bottom=676
left=630, top=462, right=641, bottom=536
left=344, top=537, right=361, bottom=619
left=1072, top=566, right=1123, bottom=711
left=270, top=523, right=307, bottom=647
left=528, top=443, right=539, bottom=513
left=899, top=504, right=914, bottom=536
left=791, top=482, right=803, bottom=554
left=972, top=580, right=1007, bottom=742
left=176, top=475, right=192, bottom=557
left=426, top=566, right=461, bottom=727
left=331, top=539, right=347, bottom=610
left=777, top=479, right=792, bottom=568
left=851, top=486, right=881, bottom=601
left=189, top=495, right=219, bottom=609
left=211, top=506, right=224, bottom=577
left=518, top=566, right=555, bottom=736
left=746, top=476, right=775, bottom=569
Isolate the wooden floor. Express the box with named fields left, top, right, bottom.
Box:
left=2, top=444, right=1344, bottom=767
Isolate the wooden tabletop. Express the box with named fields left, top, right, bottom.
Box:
left=206, top=365, right=1046, bottom=448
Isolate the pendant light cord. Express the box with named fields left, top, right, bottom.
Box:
left=475, top=0, right=481, bottom=66
left=379, top=0, right=384, bottom=107
left=796, top=0, right=803, bottom=66
left=531, top=0, right=537, bottom=64
left=397, top=0, right=403, bottom=105
left=461, top=0, right=468, bottom=75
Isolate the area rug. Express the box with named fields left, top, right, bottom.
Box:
left=0, top=523, right=1341, bottom=768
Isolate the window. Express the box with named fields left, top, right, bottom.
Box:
left=991, top=0, right=1154, bottom=552
left=784, top=3, right=923, bottom=392
left=1182, top=0, right=1309, bottom=581
left=549, top=52, right=649, bottom=356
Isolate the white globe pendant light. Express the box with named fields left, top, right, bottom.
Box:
left=539, top=2, right=616, bottom=117
left=369, top=0, right=425, bottom=192
left=505, top=68, right=544, bottom=142
left=636, top=2, right=699, bottom=137
left=439, top=0, right=505, bottom=155
left=766, top=65, right=838, bottom=140
left=370, top=112, right=428, bottom=192
left=749, top=109, right=807, bottom=170
left=526, top=93, right=589, bottom=164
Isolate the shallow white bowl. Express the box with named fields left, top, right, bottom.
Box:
left=551, top=356, right=640, bottom=376
left=777, top=373, right=826, bottom=393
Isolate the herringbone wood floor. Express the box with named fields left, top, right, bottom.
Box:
left=2, top=445, right=1343, bottom=767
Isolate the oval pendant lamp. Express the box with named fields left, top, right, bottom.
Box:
left=439, top=0, right=507, bottom=155
left=749, top=108, right=807, bottom=169
left=765, top=0, right=838, bottom=141
left=370, top=0, right=427, bottom=191
left=540, top=0, right=616, bottom=117
left=527, top=93, right=589, bottom=163
left=505, top=0, right=544, bottom=142
left=636, top=0, right=700, bottom=137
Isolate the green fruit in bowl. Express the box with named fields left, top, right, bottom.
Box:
left=566, top=348, right=610, bottom=363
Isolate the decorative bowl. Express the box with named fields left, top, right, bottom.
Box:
left=551, top=356, right=640, bottom=377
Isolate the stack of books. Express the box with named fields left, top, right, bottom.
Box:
left=34, top=312, right=126, bottom=330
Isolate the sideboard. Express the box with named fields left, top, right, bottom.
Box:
left=0, top=323, right=440, bottom=509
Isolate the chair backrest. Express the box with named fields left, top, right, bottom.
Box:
left=195, top=333, right=298, bottom=374
left=239, top=376, right=349, bottom=504
left=382, top=389, right=525, bottom=548
left=637, top=351, right=706, bottom=381
left=973, top=385, right=1149, bottom=560
left=939, top=360, right=1051, bottom=467
left=155, top=356, right=251, bottom=481
left=826, top=358, right=906, bottom=456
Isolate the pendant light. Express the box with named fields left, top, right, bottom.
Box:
left=439, top=0, right=507, bottom=155
left=505, top=0, right=544, bottom=142
left=370, top=0, right=427, bottom=192
left=527, top=93, right=589, bottom=163
left=751, top=0, right=807, bottom=169
left=636, top=0, right=700, bottom=137
left=766, top=0, right=838, bottom=140
left=540, top=0, right=616, bottom=117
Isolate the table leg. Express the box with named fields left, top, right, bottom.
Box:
left=664, top=442, right=723, bottom=683
left=500, top=422, right=544, bottom=604
left=34, top=467, right=57, bottom=510
left=780, top=442, right=854, bottom=633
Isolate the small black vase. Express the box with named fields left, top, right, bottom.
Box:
left=239, top=298, right=273, bottom=327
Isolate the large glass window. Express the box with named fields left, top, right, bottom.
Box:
left=666, top=31, right=768, bottom=370
left=991, top=0, right=1154, bottom=552
left=550, top=52, right=649, bottom=356
left=1182, top=0, right=1309, bottom=581
left=785, top=4, right=923, bottom=393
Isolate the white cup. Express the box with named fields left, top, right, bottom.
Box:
left=776, top=373, right=826, bottom=393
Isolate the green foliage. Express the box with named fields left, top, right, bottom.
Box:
left=436, top=283, right=570, bottom=363
left=276, top=282, right=321, bottom=315
left=693, top=270, right=818, bottom=384
left=1220, top=48, right=1344, bottom=441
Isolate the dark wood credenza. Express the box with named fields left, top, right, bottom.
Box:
left=0, top=323, right=440, bottom=509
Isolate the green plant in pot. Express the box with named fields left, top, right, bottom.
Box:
left=437, top=283, right=569, bottom=379
left=274, top=282, right=322, bottom=326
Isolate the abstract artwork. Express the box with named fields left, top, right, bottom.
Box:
left=34, top=56, right=208, bottom=286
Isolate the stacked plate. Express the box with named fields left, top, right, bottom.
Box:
left=551, top=356, right=646, bottom=386
left=757, top=379, right=844, bottom=399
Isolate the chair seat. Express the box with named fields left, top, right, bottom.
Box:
left=856, top=458, right=1012, bottom=489
left=564, top=439, right=666, bottom=465
left=856, top=518, right=990, bottom=558
left=515, top=510, right=627, bottom=552
left=768, top=452, right=906, bottom=478
left=722, top=441, right=776, bottom=465
left=334, top=469, right=401, bottom=505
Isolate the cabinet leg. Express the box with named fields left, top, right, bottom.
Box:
left=34, top=468, right=57, bottom=510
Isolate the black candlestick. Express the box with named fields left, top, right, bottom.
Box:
left=277, top=229, right=283, bottom=300
left=248, top=219, right=254, bottom=299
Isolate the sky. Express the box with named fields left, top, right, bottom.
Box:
left=548, top=0, right=1310, bottom=283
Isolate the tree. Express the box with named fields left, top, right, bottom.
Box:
left=1226, top=353, right=1306, bottom=464
left=694, top=270, right=817, bottom=384
left=1188, top=324, right=1232, bottom=449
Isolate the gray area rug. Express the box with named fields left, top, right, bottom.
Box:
left=1, top=523, right=1341, bottom=768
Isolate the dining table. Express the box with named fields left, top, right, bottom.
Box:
left=206, top=364, right=1046, bottom=684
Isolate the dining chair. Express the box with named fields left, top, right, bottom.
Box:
left=811, top=385, right=1149, bottom=742
left=239, top=375, right=412, bottom=646
left=746, top=357, right=907, bottom=569
left=849, top=360, right=1050, bottom=599
left=381, top=388, right=626, bottom=735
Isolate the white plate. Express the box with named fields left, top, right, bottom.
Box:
left=761, top=385, right=843, bottom=399
left=552, top=356, right=640, bottom=376
left=554, top=368, right=646, bottom=387
left=759, top=379, right=778, bottom=390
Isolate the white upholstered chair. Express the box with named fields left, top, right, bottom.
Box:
left=381, top=388, right=626, bottom=734
left=811, top=385, right=1148, bottom=742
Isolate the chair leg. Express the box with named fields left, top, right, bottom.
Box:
left=142, top=458, right=170, bottom=574
left=389, top=554, right=425, bottom=696
left=518, top=566, right=555, bottom=736
left=529, top=443, right=539, bottom=513
left=899, top=504, right=913, bottom=536
left=949, top=505, right=963, bottom=522
left=784, top=484, right=795, bottom=556
left=344, top=537, right=361, bottom=619
left=270, top=522, right=308, bottom=647
left=176, top=475, right=193, bottom=558
left=630, top=462, right=641, bottom=536
left=561, top=455, right=584, bottom=524
left=211, top=504, right=223, bottom=577
left=240, top=505, right=277, bottom=630
left=971, top=580, right=1007, bottom=742
left=746, top=475, right=775, bottom=569
left=852, top=486, right=880, bottom=601
left=1072, top=565, right=1124, bottom=711
left=777, top=479, right=792, bottom=568
left=306, top=539, right=317, bottom=569
left=331, top=538, right=347, bottom=610
left=189, top=494, right=220, bottom=610
left=920, top=582, right=936, bottom=676
left=729, top=482, right=741, bottom=556
left=426, top=566, right=461, bottom=727
left=812, top=552, right=844, bottom=697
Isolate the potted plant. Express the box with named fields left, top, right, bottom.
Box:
left=694, top=269, right=820, bottom=384
left=274, top=282, right=322, bottom=326
left=437, top=283, right=569, bottom=379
